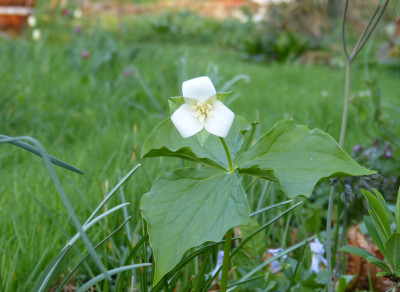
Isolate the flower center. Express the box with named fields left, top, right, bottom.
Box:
left=191, top=101, right=213, bottom=123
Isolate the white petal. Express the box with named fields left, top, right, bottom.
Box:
left=310, top=254, right=320, bottom=273
left=182, top=76, right=217, bottom=102
left=204, top=101, right=234, bottom=137
left=319, top=255, right=328, bottom=267
left=171, top=104, right=204, bottom=138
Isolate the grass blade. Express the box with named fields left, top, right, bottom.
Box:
left=76, top=264, right=153, bottom=292
left=56, top=217, right=131, bottom=292
left=0, top=135, right=83, bottom=174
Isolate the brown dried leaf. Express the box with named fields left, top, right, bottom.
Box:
left=344, top=225, right=391, bottom=292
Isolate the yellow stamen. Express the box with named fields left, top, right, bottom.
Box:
left=191, top=101, right=213, bottom=123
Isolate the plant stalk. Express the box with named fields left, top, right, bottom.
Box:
left=326, top=1, right=390, bottom=291
left=220, top=137, right=234, bottom=172
left=326, top=184, right=336, bottom=292
left=220, top=228, right=233, bottom=292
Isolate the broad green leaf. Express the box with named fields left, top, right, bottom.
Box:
left=373, top=188, right=395, bottom=223
left=142, top=116, right=251, bottom=170
left=395, top=188, right=400, bottom=232
left=364, top=216, right=388, bottom=259
left=369, top=210, right=390, bottom=243
left=236, top=120, right=374, bottom=198
left=385, top=233, right=400, bottom=271
left=367, top=256, right=392, bottom=274
left=362, top=189, right=391, bottom=240
left=141, top=167, right=250, bottom=284
left=340, top=246, right=374, bottom=260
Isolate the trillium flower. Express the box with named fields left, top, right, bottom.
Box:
left=32, top=29, right=41, bottom=41
left=171, top=76, right=235, bottom=138
left=310, top=238, right=327, bottom=273
left=267, top=248, right=287, bottom=273
left=27, top=15, right=36, bottom=27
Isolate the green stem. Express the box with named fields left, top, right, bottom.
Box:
left=326, top=184, right=336, bottom=292
left=220, top=228, right=233, bottom=292
left=339, top=61, right=351, bottom=148
left=220, top=137, right=234, bottom=172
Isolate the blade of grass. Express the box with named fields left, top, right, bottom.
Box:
left=232, top=202, right=303, bottom=256
left=76, top=264, right=153, bottom=292
left=84, top=164, right=140, bottom=225
left=56, top=217, right=131, bottom=292
left=287, top=239, right=308, bottom=291
left=0, top=135, right=83, bottom=174
left=6, top=136, right=109, bottom=286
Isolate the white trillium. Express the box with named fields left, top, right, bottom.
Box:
left=32, top=29, right=41, bottom=41
left=171, top=76, right=235, bottom=138
left=27, top=15, right=36, bottom=27
left=310, top=238, right=328, bottom=273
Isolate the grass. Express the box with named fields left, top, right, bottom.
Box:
left=1, top=9, right=400, bottom=291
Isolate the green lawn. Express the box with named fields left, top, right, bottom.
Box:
left=1, top=11, right=399, bottom=291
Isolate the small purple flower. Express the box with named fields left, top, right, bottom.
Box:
left=384, top=150, right=392, bottom=159
left=353, top=144, right=363, bottom=153
left=123, top=68, right=133, bottom=78
left=74, top=26, right=82, bottom=34
left=81, top=50, right=90, bottom=59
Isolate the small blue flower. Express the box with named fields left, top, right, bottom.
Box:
left=310, top=238, right=327, bottom=273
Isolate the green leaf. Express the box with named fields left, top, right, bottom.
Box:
left=0, top=135, right=83, bottom=174
left=34, top=245, right=72, bottom=292
left=373, top=188, right=395, bottom=223
left=142, top=116, right=251, bottom=170
left=369, top=210, right=391, bottom=244
left=336, top=275, right=355, bottom=292
left=376, top=271, right=392, bottom=277
left=141, top=167, right=250, bottom=284
left=362, top=189, right=391, bottom=241
left=236, top=120, right=374, bottom=198
left=339, top=246, right=374, bottom=260
left=364, top=216, right=388, bottom=259
left=395, top=188, right=400, bottom=232
left=367, top=256, right=392, bottom=274
left=385, top=233, right=400, bottom=271
left=76, top=264, right=152, bottom=292
left=217, top=92, right=232, bottom=103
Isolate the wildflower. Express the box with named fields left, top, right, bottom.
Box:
left=32, top=29, right=41, bottom=41
left=61, top=8, right=70, bottom=16
left=267, top=248, right=287, bottom=273
left=352, top=144, right=362, bottom=153
left=27, top=15, right=36, bottom=27
left=310, top=238, right=327, bottom=273
left=81, top=50, right=90, bottom=59
left=123, top=68, right=132, bottom=78
left=171, top=76, right=234, bottom=138
left=211, top=250, right=224, bottom=279
left=74, top=9, right=82, bottom=19
left=384, top=149, right=392, bottom=159
left=74, top=26, right=82, bottom=34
